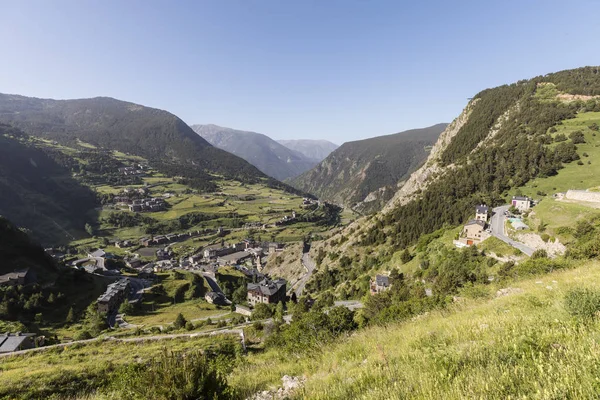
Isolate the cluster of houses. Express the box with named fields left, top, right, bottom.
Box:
left=0, top=268, right=36, bottom=288
left=456, top=196, right=534, bottom=247
left=301, top=197, right=319, bottom=208
left=96, top=278, right=131, bottom=313
left=128, top=197, right=166, bottom=213
left=118, top=165, right=147, bottom=176
left=275, top=211, right=297, bottom=226
left=113, top=187, right=149, bottom=204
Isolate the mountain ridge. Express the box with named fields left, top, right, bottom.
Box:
left=191, top=124, right=318, bottom=181
left=290, top=123, right=447, bottom=213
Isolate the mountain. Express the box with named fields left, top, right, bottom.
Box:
left=290, top=124, right=447, bottom=213
left=0, top=215, right=57, bottom=277
left=277, top=139, right=339, bottom=162
left=0, top=124, right=99, bottom=244
left=0, top=94, right=275, bottom=191
left=191, top=124, right=318, bottom=181
left=303, top=66, right=600, bottom=300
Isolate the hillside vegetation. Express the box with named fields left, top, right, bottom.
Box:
left=0, top=125, right=99, bottom=243
left=0, top=93, right=300, bottom=194
left=231, top=261, right=600, bottom=399
left=291, top=124, right=446, bottom=213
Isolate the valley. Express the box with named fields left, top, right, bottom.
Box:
left=1, top=42, right=600, bottom=399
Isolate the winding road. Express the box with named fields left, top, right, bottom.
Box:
left=490, top=205, right=535, bottom=256
left=293, top=252, right=316, bottom=297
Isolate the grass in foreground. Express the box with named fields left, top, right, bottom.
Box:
left=230, top=261, right=600, bottom=399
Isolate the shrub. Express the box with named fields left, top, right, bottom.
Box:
left=564, top=288, right=600, bottom=319
left=569, top=130, right=585, bottom=144
left=540, top=233, right=550, bottom=242
left=110, top=350, right=231, bottom=399
left=185, top=321, right=194, bottom=331
left=531, top=249, right=548, bottom=259
left=554, top=133, right=568, bottom=142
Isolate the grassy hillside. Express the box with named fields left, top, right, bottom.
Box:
left=290, top=124, right=446, bottom=213
left=192, top=124, right=318, bottom=181
left=231, top=261, right=600, bottom=399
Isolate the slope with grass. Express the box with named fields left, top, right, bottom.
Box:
left=290, top=124, right=446, bottom=213
left=231, top=261, right=600, bottom=399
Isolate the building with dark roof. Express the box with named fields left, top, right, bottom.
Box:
left=475, top=204, right=489, bottom=222
left=97, top=278, right=130, bottom=313
left=370, top=274, right=391, bottom=295
left=0, top=332, right=36, bottom=353
left=217, top=251, right=253, bottom=266
left=247, top=278, right=287, bottom=306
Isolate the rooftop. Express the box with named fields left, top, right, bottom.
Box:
left=0, top=332, right=35, bottom=353
left=465, top=219, right=486, bottom=228
left=248, top=278, right=286, bottom=296
left=375, top=275, right=390, bottom=287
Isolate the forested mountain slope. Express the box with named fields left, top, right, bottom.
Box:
left=191, top=124, right=317, bottom=180
left=0, top=94, right=288, bottom=192
left=290, top=124, right=446, bottom=213
left=0, top=216, right=57, bottom=277
left=277, top=139, right=339, bottom=162
left=0, top=124, right=98, bottom=244
left=304, top=66, right=600, bottom=299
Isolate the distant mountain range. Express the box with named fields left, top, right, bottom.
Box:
left=277, top=139, right=339, bottom=163
left=290, top=124, right=447, bottom=213
left=191, top=124, right=338, bottom=181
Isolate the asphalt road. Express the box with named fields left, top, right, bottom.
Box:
left=294, top=252, right=316, bottom=297
left=490, top=205, right=535, bottom=256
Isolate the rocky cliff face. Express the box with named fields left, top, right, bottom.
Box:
left=381, top=102, right=477, bottom=213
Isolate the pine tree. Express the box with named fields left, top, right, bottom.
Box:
left=66, top=307, right=75, bottom=323
left=174, top=313, right=187, bottom=329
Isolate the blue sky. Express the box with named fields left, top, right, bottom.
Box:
left=1, top=1, right=599, bottom=144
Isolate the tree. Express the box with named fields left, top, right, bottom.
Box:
left=400, top=249, right=412, bottom=264
left=185, top=321, right=195, bottom=331
left=251, top=303, right=273, bottom=320
left=232, top=285, right=247, bottom=304
left=119, top=301, right=134, bottom=315
left=84, top=223, right=94, bottom=236
left=66, top=307, right=75, bottom=323
left=569, top=130, right=585, bottom=144
left=83, top=304, right=107, bottom=336
left=47, top=293, right=56, bottom=304
left=274, top=302, right=285, bottom=326
left=173, top=313, right=187, bottom=329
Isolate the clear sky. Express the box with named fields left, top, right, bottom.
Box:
left=1, top=0, right=599, bottom=144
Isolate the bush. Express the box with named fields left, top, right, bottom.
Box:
left=564, top=288, right=600, bottom=319
left=185, top=321, right=195, bottom=331
left=531, top=249, right=548, bottom=259
left=554, top=133, right=568, bottom=142
left=110, top=349, right=231, bottom=399
left=540, top=233, right=550, bottom=243
left=569, top=130, right=585, bottom=144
